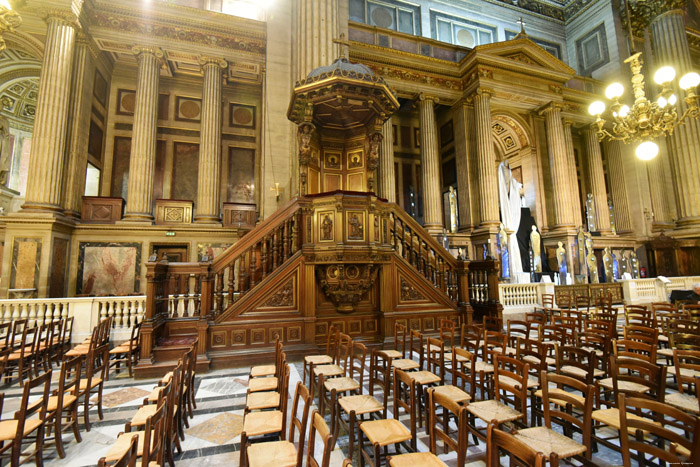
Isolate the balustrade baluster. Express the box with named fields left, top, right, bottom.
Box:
left=228, top=263, right=235, bottom=304
left=291, top=212, right=299, bottom=253
left=217, top=270, right=225, bottom=313
left=194, top=274, right=201, bottom=317
left=100, top=301, right=108, bottom=324
left=239, top=253, right=248, bottom=295
left=250, top=246, right=258, bottom=288
left=416, top=238, right=422, bottom=273
left=283, top=220, right=290, bottom=259
left=272, top=228, right=280, bottom=269
left=261, top=240, right=268, bottom=279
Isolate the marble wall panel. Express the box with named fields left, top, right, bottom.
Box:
left=227, top=147, right=255, bottom=203
left=76, top=242, right=141, bottom=296
left=10, top=237, right=42, bottom=292
left=49, top=238, right=69, bottom=297
left=171, top=142, right=199, bottom=201
left=197, top=243, right=233, bottom=261
left=110, top=136, right=131, bottom=199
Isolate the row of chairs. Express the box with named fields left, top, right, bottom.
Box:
left=0, top=317, right=74, bottom=385
left=99, top=340, right=198, bottom=467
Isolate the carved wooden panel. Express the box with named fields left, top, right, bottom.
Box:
left=155, top=199, right=193, bottom=225
left=269, top=327, right=283, bottom=343
left=251, top=328, right=265, bottom=344
left=211, top=331, right=227, bottom=348
left=223, top=203, right=256, bottom=228
left=232, top=329, right=246, bottom=346
left=287, top=326, right=302, bottom=342
left=316, top=322, right=328, bottom=337
left=81, top=197, right=124, bottom=224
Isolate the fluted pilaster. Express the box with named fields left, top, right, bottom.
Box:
left=295, top=0, right=339, bottom=80
left=123, top=46, right=163, bottom=222
left=379, top=117, right=395, bottom=203
left=541, top=103, right=574, bottom=227
left=474, top=89, right=499, bottom=226
left=23, top=11, right=77, bottom=212
left=195, top=56, right=227, bottom=223
left=583, top=128, right=611, bottom=232
left=603, top=140, right=632, bottom=232
left=418, top=94, right=442, bottom=232
left=563, top=120, right=582, bottom=227
left=453, top=101, right=473, bottom=230
left=62, top=37, right=95, bottom=217
left=648, top=156, right=673, bottom=226
left=650, top=9, right=700, bottom=227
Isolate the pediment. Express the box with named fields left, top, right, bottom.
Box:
left=473, top=36, right=575, bottom=77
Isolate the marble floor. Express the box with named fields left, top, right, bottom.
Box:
left=0, top=355, right=631, bottom=467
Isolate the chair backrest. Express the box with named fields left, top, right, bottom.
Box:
left=348, top=342, right=367, bottom=386
left=460, top=324, right=481, bottom=353
left=409, top=329, right=425, bottom=369
left=426, top=337, right=445, bottom=383
left=483, top=315, right=503, bottom=332
left=506, top=321, right=530, bottom=349
left=393, top=322, right=409, bottom=358
left=58, top=355, right=82, bottom=402
left=517, top=338, right=547, bottom=382
left=142, top=399, right=167, bottom=467
left=650, top=302, right=675, bottom=314
left=556, top=345, right=596, bottom=385
left=624, top=304, right=655, bottom=327
left=99, top=434, right=138, bottom=467
left=612, top=338, right=656, bottom=363
left=324, top=325, right=340, bottom=359
left=87, top=343, right=110, bottom=387
left=540, top=371, right=593, bottom=459
left=393, top=368, right=416, bottom=446
left=575, top=294, right=590, bottom=311
left=10, top=319, right=28, bottom=348
left=683, top=304, right=700, bottom=321
left=50, top=320, right=63, bottom=344
left=306, top=411, right=335, bottom=467
left=618, top=394, right=700, bottom=467
left=15, top=371, right=52, bottom=440
left=335, top=333, right=353, bottom=371
left=21, top=326, right=38, bottom=356
left=428, top=387, right=468, bottom=465
left=673, top=349, right=700, bottom=393
left=557, top=294, right=572, bottom=310
left=671, top=330, right=700, bottom=350
left=623, top=325, right=658, bottom=347
left=62, top=317, right=74, bottom=345
left=482, top=330, right=506, bottom=365
left=486, top=423, right=549, bottom=467
left=278, top=364, right=291, bottom=439
left=129, top=322, right=142, bottom=351
left=451, top=347, right=474, bottom=397
left=439, top=318, right=456, bottom=350
left=609, top=357, right=666, bottom=402
left=493, top=355, right=529, bottom=414
left=0, top=322, right=10, bottom=349
left=542, top=293, right=554, bottom=309
left=288, top=382, right=312, bottom=465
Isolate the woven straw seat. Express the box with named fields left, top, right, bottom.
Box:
left=523, top=355, right=555, bottom=366
left=423, top=344, right=441, bottom=352
left=105, top=430, right=147, bottom=461
left=658, top=334, right=669, bottom=342
left=242, top=410, right=283, bottom=437
left=246, top=391, right=280, bottom=411
left=560, top=365, right=605, bottom=379
left=665, top=392, right=700, bottom=414
left=79, top=377, right=102, bottom=390
left=433, top=384, right=470, bottom=403
left=313, top=364, right=344, bottom=377
left=304, top=354, right=333, bottom=364
left=392, top=359, right=419, bottom=370
left=324, top=377, right=360, bottom=393
left=504, top=346, right=517, bottom=356
left=598, top=378, right=650, bottom=394
left=474, top=361, right=494, bottom=373
left=377, top=349, right=402, bottom=359
left=466, top=400, right=523, bottom=423
left=248, top=377, right=278, bottom=393
left=250, top=365, right=276, bottom=378
left=0, top=419, right=43, bottom=441
left=247, top=440, right=297, bottom=467
left=533, top=388, right=585, bottom=407
left=592, top=408, right=660, bottom=433
left=657, top=347, right=673, bottom=358
left=514, top=426, right=587, bottom=458
left=498, top=375, right=539, bottom=389
left=130, top=404, right=158, bottom=426
left=581, top=346, right=604, bottom=357
left=360, top=419, right=411, bottom=446
left=389, top=452, right=447, bottom=467
left=407, top=370, right=440, bottom=385
left=338, top=394, right=383, bottom=415
left=668, top=366, right=700, bottom=378
left=444, top=352, right=469, bottom=362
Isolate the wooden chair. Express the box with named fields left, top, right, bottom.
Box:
left=0, top=322, right=11, bottom=350
left=81, top=343, right=109, bottom=431
left=466, top=355, right=528, bottom=443
left=320, top=341, right=366, bottom=420
left=35, top=322, right=54, bottom=376
left=483, top=315, right=503, bottom=332
left=556, top=345, right=601, bottom=385
left=358, top=415, right=412, bottom=467
left=303, top=325, right=339, bottom=387
left=516, top=371, right=593, bottom=463
left=612, top=338, right=657, bottom=363
left=46, top=355, right=83, bottom=458
left=109, top=321, right=142, bottom=378
left=439, top=318, right=457, bottom=351
left=618, top=394, right=700, bottom=466
left=427, top=387, right=469, bottom=466
left=486, top=423, right=549, bottom=467
left=183, top=340, right=198, bottom=419
left=5, top=325, right=37, bottom=384
left=515, top=338, right=546, bottom=425
left=98, top=434, right=138, bottom=467
left=310, top=333, right=352, bottom=400
left=246, top=382, right=312, bottom=467
left=250, top=336, right=282, bottom=380
left=249, top=350, right=286, bottom=394
left=666, top=350, right=700, bottom=415
left=307, top=411, right=336, bottom=467
left=9, top=319, right=28, bottom=351
left=392, top=368, right=418, bottom=450
left=505, top=321, right=530, bottom=357
left=105, top=398, right=167, bottom=467
left=0, top=371, right=51, bottom=466
left=387, top=452, right=447, bottom=467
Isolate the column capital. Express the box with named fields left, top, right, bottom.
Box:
left=199, top=56, right=228, bottom=70
left=537, top=101, right=563, bottom=117
left=624, top=0, right=685, bottom=35
left=132, top=46, right=165, bottom=64
left=39, top=8, right=79, bottom=26
left=418, top=93, right=439, bottom=104
left=474, top=87, right=494, bottom=99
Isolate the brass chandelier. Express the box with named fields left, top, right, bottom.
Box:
left=588, top=51, right=700, bottom=161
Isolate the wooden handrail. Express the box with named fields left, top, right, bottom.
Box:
left=389, top=204, right=457, bottom=269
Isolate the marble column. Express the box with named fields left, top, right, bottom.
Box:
left=195, top=57, right=227, bottom=223
left=603, top=140, right=632, bottom=232
left=583, top=128, right=611, bottom=232
left=650, top=8, right=700, bottom=228
left=123, top=46, right=163, bottom=222
left=453, top=101, right=474, bottom=230
left=295, top=0, right=339, bottom=80
left=648, top=156, right=673, bottom=226
left=563, top=120, right=582, bottom=227
left=23, top=11, right=77, bottom=212
left=473, top=89, right=499, bottom=226
left=62, top=36, right=95, bottom=218
left=541, top=103, right=574, bottom=227
left=418, top=94, right=442, bottom=233
left=379, top=117, right=396, bottom=203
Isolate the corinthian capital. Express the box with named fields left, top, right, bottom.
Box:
left=537, top=101, right=563, bottom=117
left=38, top=8, right=79, bottom=26
left=199, top=56, right=228, bottom=70
left=622, top=0, right=686, bottom=36
left=132, top=46, right=165, bottom=66
left=418, top=93, right=439, bottom=104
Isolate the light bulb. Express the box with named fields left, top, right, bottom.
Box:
left=588, top=101, right=606, bottom=116
left=654, top=66, right=676, bottom=85
left=680, top=72, right=700, bottom=90
left=636, top=141, right=659, bottom=161
left=605, top=83, right=624, bottom=100
left=657, top=96, right=668, bottom=108
left=0, top=0, right=11, bottom=9
left=669, top=94, right=677, bottom=105
left=618, top=105, right=630, bottom=117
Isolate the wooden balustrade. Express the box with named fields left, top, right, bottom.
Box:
left=465, top=259, right=502, bottom=322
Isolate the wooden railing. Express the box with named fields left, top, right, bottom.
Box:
left=466, top=259, right=502, bottom=321
left=389, top=209, right=458, bottom=303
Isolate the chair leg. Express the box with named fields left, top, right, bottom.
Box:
left=71, top=405, right=82, bottom=442
left=96, top=383, right=105, bottom=420
left=54, top=413, right=66, bottom=458
left=83, top=392, right=91, bottom=432
left=35, top=425, right=45, bottom=467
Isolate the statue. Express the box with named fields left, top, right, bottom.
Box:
left=577, top=227, right=586, bottom=276
left=585, top=234, right=598, bottom=283
left=0, top=98, right=12, bottom=187
left=530, top=225, right=542, bottom=273
left=348, top=213, right=363, bottom=239
left=448, top=186, right=458, bottom=233
left=498, top=223, right=509, bottom=278
left=608, top=198, right=616, bottom=235
left=321, top=214, right=333, bottom=240
left=603, top=247, right=613, bottom=283
left=498, top=161, right=524, bottom=280
left=630, top=250, right=639, bottom=278
left=556, top=241, right=567, bottom=282
left=586, top=193, right=596, bottom=232
left=297, top=122, right=314, bottom=165
left=620, top=250, right=629, bottom=276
